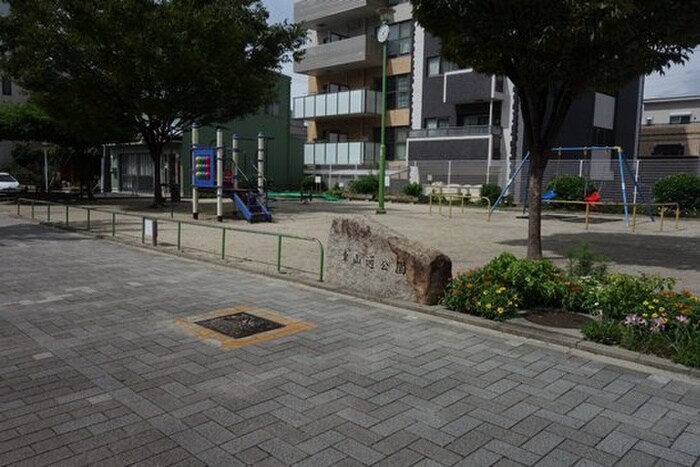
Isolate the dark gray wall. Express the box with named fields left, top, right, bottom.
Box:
left=421, top=33, right=493, bottom=126
left=408, top=139, right=489, bottom=160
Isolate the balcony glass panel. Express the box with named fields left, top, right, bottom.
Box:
left=349, top=90, right=363, bottom=114
left=337, top=91, right=350, bottom=115
left=304, top=145, right=315, bottom=164
left=327, top=93, right=338, bottom=115
left=304, top=96, right=315, bottom=118
left=314, top=143, right=326, bottom=164
left=337, top=143, right=350, bottom=165
left=314, top=94, right=326, bottom=118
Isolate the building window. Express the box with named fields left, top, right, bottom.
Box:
left=1, top=76, right=11, bottom=96
left=387, top=126, right=409, bottom=160
left=425, top=118, right=449, bottom=129
left=426, top=57, right=457, bottom=77
left=323, top=83, right=349, bottom=94
left=387, top=21, right=413, bottom=57
left=384, top=74, right=411, bottom=109
left=264, top=101, right=280, bottom=117
left=669, top=114, right=691, bottom=124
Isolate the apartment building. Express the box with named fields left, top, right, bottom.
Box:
left=293, top=0, right=642, bottom=187
left=640, top=95, right=700, bottom=156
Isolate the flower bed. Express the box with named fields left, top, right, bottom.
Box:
left=441, top=247, right=700, bottom=368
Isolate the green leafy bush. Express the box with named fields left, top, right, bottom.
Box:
left=567, top=241, right=608, bottom=279
left=483, top=254, right=567, bottom=308
left=300, top=175, right=326, bottom=191
left=546, top=175, right=597, bottom=201
left=443, top=253, right=567, bottom=314
left=652, top=173, right=700, bottom=216
left=595, top=273, right=675, bottom=320
left=561, top=276, right=603, bottom=314
left=480, top=183, right=502, bottom=204
left=441, top=267, right=520, bottom=321
left=348, top=175, right=378, bottom=195
left=403, top=182, right=422, bottom=197
left=582, top=319, right=622, bottom=345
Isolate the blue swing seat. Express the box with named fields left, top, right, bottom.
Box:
left=541, top=189, right=557, bottom=200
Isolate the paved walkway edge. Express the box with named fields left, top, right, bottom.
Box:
left=21, top=216, right=700, bottom=380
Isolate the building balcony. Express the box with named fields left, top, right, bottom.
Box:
left=295, top=0, right=388, bottom=28
left=293, top=89, right=382, bottom=120
left=294, top=34, right=382, bottom=75
left=304, top=141, right=380, bottom=165
left=408, top=126, right=502, bottom=139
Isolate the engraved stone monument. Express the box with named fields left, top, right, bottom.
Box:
left=327, top=217, right=452, bottom=305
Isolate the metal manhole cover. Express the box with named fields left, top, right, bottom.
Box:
left=195, top=312, right=285, bottom=339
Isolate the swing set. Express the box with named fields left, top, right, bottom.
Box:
left=490, top=146, right=654, bottom=226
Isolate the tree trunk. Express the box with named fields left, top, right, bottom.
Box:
left=151, top=149, right=164, bottom=207
left=527, top=152, right=547, bottom=259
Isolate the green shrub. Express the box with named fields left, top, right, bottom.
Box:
left=348, top=175, right=378, bottom=195
left=403, top=182, right=422, bottom=197
left=582, top=319, right=622, bottom=345
left=480, top=183, right=502, bottom=205
left=300, top=175, right=326, bottom=191
left=652, top=173, right=700, bottom=216
left=484, top=254, right=567, bottom=309
left=561, top=276, right=603, bottom=314
left=441, top=267, right=520, bottom=321
left=566, top=241, right=608, bottom=279
left=546, top=175, right=597, bottom=201
left=596, top=273, right=675, bottom=320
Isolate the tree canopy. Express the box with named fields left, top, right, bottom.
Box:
left=413, top=0, right=700, bottom=257
left=0, top=0, right=305, bottom=204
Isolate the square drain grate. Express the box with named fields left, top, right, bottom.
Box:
left=195, top=312, right=285, bottom=339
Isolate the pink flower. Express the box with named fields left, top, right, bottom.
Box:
left=675, top=315, right=690, bottom=325
left=649, top=318, right=665, bottom=333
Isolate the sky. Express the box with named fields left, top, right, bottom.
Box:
left=262, top=1, right=700, bottom=101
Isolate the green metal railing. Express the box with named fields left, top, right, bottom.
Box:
left=15, top=198, right=325, bottom=282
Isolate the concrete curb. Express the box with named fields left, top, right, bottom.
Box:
left=18, top=215, right=700, bottom=379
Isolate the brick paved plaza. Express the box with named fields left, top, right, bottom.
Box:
left=1, top=213, right=699, bottom=466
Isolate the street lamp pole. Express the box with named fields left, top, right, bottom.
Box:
left=376, top=8, right=393, bottom=214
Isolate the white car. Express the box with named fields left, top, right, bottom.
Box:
left=0, top=172, right=20, bottom=192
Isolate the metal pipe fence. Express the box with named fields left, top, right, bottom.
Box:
left=15, top=198, right=325, bottom=282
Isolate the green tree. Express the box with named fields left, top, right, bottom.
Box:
left=0, top=102, right=132, bottom=197
left=0, top=0, right=305, bottom=205
left=413, top=0, right=700, bottom=258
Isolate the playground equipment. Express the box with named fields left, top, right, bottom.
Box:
left=191, top=125, right=271, bottom=223
left=491, top=146, right=654, bottom=226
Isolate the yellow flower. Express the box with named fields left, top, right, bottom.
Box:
left=476, top=301, right=481, bottom=306
left=659, top=307, right=666, bottom=312
left=642, top=313, right=648, bottom=318
left=486, top=303, right=492, bottom=309
left=651, top=313, right=658, bottom=319
left=643, top=300, right=649, bottom=306
left=508, top=301, right=513, bottom=306
left=497, top=307, right=505, bottom=314
left=653, top=298, right=660, bottom=304
left=496, top=289, right=502, bottom=294
left=648, top=305, right=655, bottom=310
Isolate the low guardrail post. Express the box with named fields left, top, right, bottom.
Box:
left=177, top=222, right=182, bottom=251
left=221, top=228, right=226, bottom=260
left=277, top=235, right=282, bottom=272
left=86, top=208, right=91, bottom=231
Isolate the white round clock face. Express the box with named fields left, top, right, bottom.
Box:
left=377, top=24, right=390, bottom=43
